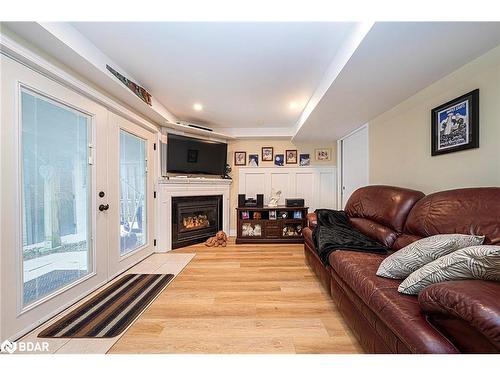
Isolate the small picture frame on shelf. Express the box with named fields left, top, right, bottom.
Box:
left=299, top=153, right=310, bottom=166
left=262, top=147, right=274, bottom=161
left=248, top=154, right=259, bottom=167
left=269, top=210, right=277, bottom=220
left=274, top=154, right=284, bottom=166
left=278, top=211, right=288, bottom=219
left=252, top=212, right=262, bottom=220
left=286, top=150, right=297, bottom=164
left=293, top=211, right=303, bottom=219
left=234, top=151, right=247, bottom=166
left=241, top=211, right=250, bottom=220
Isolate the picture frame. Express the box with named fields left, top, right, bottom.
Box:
left=299, top=153, right=310, bottom=166
left=261, top=147, right=274, bottom=161
left=269, top=210, right=277, bottom=220
left=248, top=154, right=259, bottom=166
left=431, top=89, right=479, bottom=156
left=286, top=150, right=297, bottom=164
left=234, top=151, right=247, bottom=166
left=315, top=148, right=331, bottom=161
left=293, top=211, right=302, bottom=219
left=241, top=211, right=250, bottom=220
left=274, top=154, right=284, bottom=166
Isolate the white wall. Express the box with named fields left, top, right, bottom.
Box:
left=369, top=45, right=500, bottom=192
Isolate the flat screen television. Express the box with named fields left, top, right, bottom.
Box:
left=166, top=133, right=228, bottom=176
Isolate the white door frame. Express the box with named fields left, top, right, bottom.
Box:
left=336, top=123, right=370, bottom=209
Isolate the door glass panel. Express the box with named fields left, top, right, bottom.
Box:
left=120, top=130, right=147, bottom=255
left=21, top=89, right=91, bottom=307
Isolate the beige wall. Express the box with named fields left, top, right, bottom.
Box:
left=227, top=139, right=336, bottom=231
left=369, top=45, right=500, bottom=193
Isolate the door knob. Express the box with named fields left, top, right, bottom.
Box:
left=99, top=204, right=109, bottom=212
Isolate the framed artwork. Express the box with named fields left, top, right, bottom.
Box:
left=315, top=148, right=331, bottom=161
left=241, top=211, right=250, bottom=220
left=286, top=150, right=297, bottom=164
left=261, top=147, right=274, bottom=161
left=293, top=211, right=303, bottom=219
left=274, top=154, right=284, bottom=166
left=269, top=210, right=277, bottom=220
left=431, top=89, right=479, bottom=156
left=248, top=154, right=259, bottom=166
left=234, top=151, right=246, bottom=166
left=299, top=153, right=310, bottom=166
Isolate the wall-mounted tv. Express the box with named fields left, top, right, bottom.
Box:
left=166, top=133, right=227, bottom=176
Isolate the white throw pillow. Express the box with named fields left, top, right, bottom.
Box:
left=398, top=245, right=500, bottom=295
left=376, top=234, right=484, bottom=279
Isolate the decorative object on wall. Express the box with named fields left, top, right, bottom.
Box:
left=299, top=154, right=310, bottom=166
left=248, top=154, right=259, bottom=167
left=106, top=65, right=152, bottom=106
left=315, top=148, right=331, bottom=161
left=274, top=154, right=284, bottom=166
left=262, top=147, right=274, bottom=161
left=234, top=151, right=246, bottom=166
left=267, top=189, right=282, bottom=207
left=286, top=150, right=298, bottom=164
left=431, top=89, right=479, bottom=156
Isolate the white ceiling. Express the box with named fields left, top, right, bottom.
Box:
left=71, top=22, right=356, bottom=128
left=295, top=22, right=500, bottom=141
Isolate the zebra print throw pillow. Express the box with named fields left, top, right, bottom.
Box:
left=376, top=234, right=484, bottom=279
left=398, top=245, right=500, bottom=295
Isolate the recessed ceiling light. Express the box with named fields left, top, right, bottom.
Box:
left=193, top=103, right=203, bottom=111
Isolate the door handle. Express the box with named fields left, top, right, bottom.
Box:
left=99, top=204, right=109, bottom=212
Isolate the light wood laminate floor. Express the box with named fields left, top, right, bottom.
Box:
left=109, top=239, right=363, bottom=354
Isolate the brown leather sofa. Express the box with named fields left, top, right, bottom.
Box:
left=303, top=185, right=500, bottom=353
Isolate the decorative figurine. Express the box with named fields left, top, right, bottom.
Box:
left=267, top=189, right=282, bottom=207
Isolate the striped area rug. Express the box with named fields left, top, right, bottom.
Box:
left=38, top=273, right=174, bottom=338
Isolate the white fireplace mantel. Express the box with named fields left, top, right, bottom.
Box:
left=156, top=177, right=232, bottom=252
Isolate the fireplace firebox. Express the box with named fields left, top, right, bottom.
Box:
left=171, top=195, right=223, bottom=249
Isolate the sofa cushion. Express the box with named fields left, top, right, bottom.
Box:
left=345, top=185, right=425, bottom=233
left=404, top=187, right=500, bottom=245
left=398, top=245, right=500, bottom=295
left=328, top=250, right=457, bottom=353
left=377, top=234, right=485, bottom=279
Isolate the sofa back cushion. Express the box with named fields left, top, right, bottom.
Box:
left=345, top=185, right=425, bottom=248
left=404, top=188, right=500, bottom=245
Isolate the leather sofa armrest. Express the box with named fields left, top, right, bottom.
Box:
left=307, top=212, right=317, bottom=229
left=419, top=280, right=500, bottom=353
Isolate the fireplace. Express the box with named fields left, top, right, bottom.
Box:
left=171, top=195, right=223, bottom=249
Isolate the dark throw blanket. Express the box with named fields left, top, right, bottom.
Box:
left=312, top=209, right=387, bottom=265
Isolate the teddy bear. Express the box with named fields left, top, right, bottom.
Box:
left=205, top=230, right=228, bottom=247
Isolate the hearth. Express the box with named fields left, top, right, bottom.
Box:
left=171, top=195, right=223, bottom=249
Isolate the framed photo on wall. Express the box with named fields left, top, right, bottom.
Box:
left=248, top=154, right=259, bottom=166
left=234, top=151, right=247, bottom=166
left=261, top=147, right=274, bottom=161
left=315, top=148, right=331, bottom=161
left=431, top=89, right=479, bottom=156
left=286, top=150, right=297, bottom=164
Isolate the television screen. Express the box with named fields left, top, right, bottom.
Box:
left=166, top=133, right=227, bottom=176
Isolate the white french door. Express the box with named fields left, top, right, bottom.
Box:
left=0, top=55, right=156, bottom=341
left=107, top=113, right=155, bottom=278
